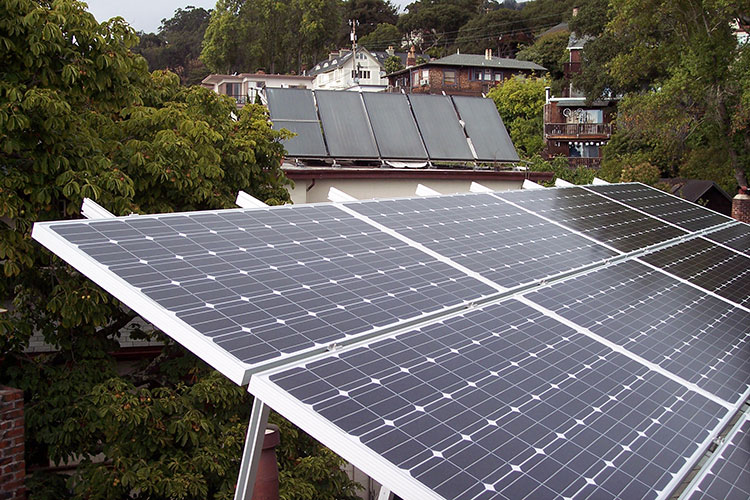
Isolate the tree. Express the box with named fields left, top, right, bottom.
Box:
left=0, top=2, right=359, bottom=498
left=202, top=0, right=341, bottom=75
left=340, top=0, right=399, bottom=44
left=487, top=75, right=548, bottom=157
left=518, top=0, right=576, bottom=33
left=358, top=23, right=403, bottom=51
left=384, top=54, right=405, bottom=73
left=516, top=29, right=569, bottom=82
left=454, top=8, right=529, bottom=56
left=579, top=0, right=750, bottom=191
left=133, top=7, right=212, bottom=85
left=398, top=0, right=481, bottom=51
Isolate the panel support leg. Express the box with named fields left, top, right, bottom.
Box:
left=377, top=486, right=393, bottom=500
left=234, top=398, right=271, bottom=500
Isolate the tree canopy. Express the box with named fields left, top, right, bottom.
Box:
left=487, top=75, right=548, bottom=158
left=0, top=1, right=360, bottom=498
left=575, top=0, right=750, bottom=191
left=132, top=7, right=212, bottom=85
left=201, top=0, right=341, bottom=75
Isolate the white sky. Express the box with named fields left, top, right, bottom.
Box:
left=84, top=0, right=413, bottom=34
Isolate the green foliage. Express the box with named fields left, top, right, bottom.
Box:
left=519, top=0, right=576, bottom=32
left=454, top=8, right=528, bottom=55
left=132, top=7, right=212, bottom=85
left=620, top=162, right=661, bottom=185
left=201, top=0, right=341, bottom=74
left=516, top=29, right=569, bottom=81
left=487, top=75, right=547, bottom=157
left=383, top=54, right=405, bottom=74
left=574, top=0, right=750, bottom=189
left=525, top=154, right=596, bottom=186
left=359, top=23, right=402, bottom=51
left=340, top=0, right=399, bottom=45
left=0, top=2, right=356, bottom=499
left=398, top=0, right=481, bottom=51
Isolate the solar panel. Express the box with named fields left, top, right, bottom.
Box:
left=639, top=238, right=750, bottom=307
left=451, top=96, right=519, bottom=162
left=271, top=120, right=328, bottom=158
left=703, top=223, right=750, bottom=255
left=346, top=193, right=617, bottom=288
left=495, top=187, right=687, bottom=252
left=408, top=94, right=474, bottom=161
left=526, top=260, right=750, bottom=404
left=586, top=183, right=732, bottom=232
left=361, top=93, right=427, bottom=160
left=30, top=184, right=750, bottom=500
left=32, top=205, right=497, bottom=384
left=685, top=415, right=750, bottom=500
left=265, top=88, right=319, bottom=121
left=251, top=300, right=729, bottom=500
left=315, top=90, right=379, bottom=158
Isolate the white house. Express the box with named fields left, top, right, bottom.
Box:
left=309, top=47, right=389, bottom=92
left=201, top=72, right=314, bottom=107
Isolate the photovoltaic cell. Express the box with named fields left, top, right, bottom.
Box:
left=495, top=188, right=687, bottom=252
left=361, top=93, right=427, bottom=160
left=36, top=205, right=496, bottom=376
left=586, top=183, right=732, bottom=232
left=265, top=88, right=319, bottom=121
left=703, top=223, right=750, bottom=255
left=686, top=416, right=750, bottom=500
left=452, top=96, right=519, bottom=162
left=526, top=260, right=750, bottom=404
left=271, top=120, right=328, bottom=157
left=408, top=94, right=474, bottom=161
left=639, top=238, right=750, bottom=307
left=316, top=90, right=379, bottom=158
left=254, top=300, right=727, bottom=500
left=346, top=193, right=617, bottom=288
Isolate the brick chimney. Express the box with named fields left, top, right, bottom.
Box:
left=329, top=50, right=339, bottom=61
left=732, top=186, right=750, bottom=222
left=386, top=46, right=395, bottom=57
left=406, top=46, right=416, bottom=67
left=0, top=386, right=25, bottom=500
left=485, top=48, right=493, bottom=60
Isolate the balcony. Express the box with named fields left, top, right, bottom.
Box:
left=227, top=94, right=248, bottom=107
left=566, top=157, right=601, bottom=169
left=545, top=122, right=614, bottom=138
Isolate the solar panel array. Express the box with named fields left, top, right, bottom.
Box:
left=264, top=88, right=518, bottom=162
left=32, top=183, right=749, bottom=500
left=684, top=415, right=750, bottom=500
left=266, top=88, right=328, bottom=157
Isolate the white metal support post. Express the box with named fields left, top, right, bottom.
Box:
left=234, top=398, right=271, bottom=500
left=377, top=486, right=393, bottom=500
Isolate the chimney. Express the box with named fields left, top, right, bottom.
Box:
left=407, top=46, right=416, bottom=67
left=386, top=45, right=395, bottom=57
left=732, top=186, right=750, bottom=223
left=329, top=50, right=339, bottom=61
left=485, top=48, right=492, bottom=60
left=572, top=6, right=579, bottom=17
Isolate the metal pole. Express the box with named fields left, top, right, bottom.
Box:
left=234, top=399, right=271, bottom=500
left=377, top=486, right=393, bottom=500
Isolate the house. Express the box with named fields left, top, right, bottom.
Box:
left=660, top=178, right=733, bottom=216
left=283, top=164, right=554, bottom=204
left=309, top=47, right=424, bottom=92
left=543, top=18, right=618, bottom=169
left=201, top=72, right=314, bottom=107
left=386, top=49, right=546, bottom=97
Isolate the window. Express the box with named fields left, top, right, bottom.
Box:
left=494, top=72, right=503, bottom=82
left=225, top=82, right=242, bottom=98
left=443, top=69, right=457, bottom=86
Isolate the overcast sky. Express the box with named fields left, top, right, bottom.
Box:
left=85, top=0, right=414, bottom=34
